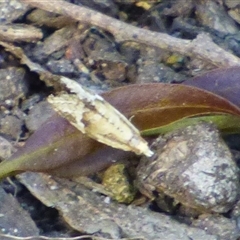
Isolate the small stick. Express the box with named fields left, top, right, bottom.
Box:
left=0, top=24, right=42, bottom=42
left=20, top=0, right=240, bottom=67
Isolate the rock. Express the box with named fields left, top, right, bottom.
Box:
left=25, top=101, right=55, bottom=132
left=0, top=67, right=28, bottom=108
left=195, top=0, right=239, bottom=34
left=102, top=163, right=136, bottom=204
left=46, top=59, right=76, bottom=76
left=228, top=7, right=240, bottom=25
left=82, top=29, right=128, bottom=83
left=0, top=115, right=23, bottom=140
left=0, top=136, right=14, bottom=160
left=137, top=61, right=185, bottom=83
left=224, top=0, right=240, bottom=8
left=0, top=0, right=29, bottom=24
left=192, top=214, right=240, bottom=240
left=136, top=122, right=239, bottom=213
left=0, top=186, right=39, bottom=237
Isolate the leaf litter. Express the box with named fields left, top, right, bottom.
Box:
left=1, top=0, right=240, bottom=239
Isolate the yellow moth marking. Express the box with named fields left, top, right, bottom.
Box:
left=48, top=77, right=153, bottom=157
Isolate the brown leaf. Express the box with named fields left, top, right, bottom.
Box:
left=1, top=83, right=240, bottom=178
left=103, top=83, right=240, bottom=131
left=0, top=115, right=102, bottom=178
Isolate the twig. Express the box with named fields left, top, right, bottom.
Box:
left=0, top=24, right=42, bottom=42
left=20, top=0, right=240, bottom=67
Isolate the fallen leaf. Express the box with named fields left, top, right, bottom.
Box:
left=0, top=115, right=102, bottom=178
left=0, top=42, right=153, bottom=157
left=45, top=113, right=240, bottom=178
left=103, top=83, right=240, bottom=131
left=141, top=113, right=240, bottom=136
left=0, top=41, right=152, bottom=157
left=1, top=83, right=240, bottom=178
left=183, top=66, right=240, bottom=107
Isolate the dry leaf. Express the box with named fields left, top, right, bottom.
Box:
left=103, top=83, right=240, bottom=131
left=2, top=83, right=240, bottom=179
left=48, top=77, right=153, bottom=157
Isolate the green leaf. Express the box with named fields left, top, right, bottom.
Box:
left=103, top=83, right=240, bottom=131
left=141, top=113, right=240, bottom=136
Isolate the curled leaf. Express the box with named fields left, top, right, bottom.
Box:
left=103, top=83, right=240, bottom=131
left=48, top=77, right=153, bottom=157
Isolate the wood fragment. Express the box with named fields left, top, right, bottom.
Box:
left=0, top=24, right=43, bottom=42
left=17, top=172, right=219, bottom=239
left=27, top=9, right=76, bottom=29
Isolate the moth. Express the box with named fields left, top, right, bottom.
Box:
left=48, top=76, right=153, bottom=157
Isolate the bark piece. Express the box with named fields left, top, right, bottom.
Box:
left=18, top=172, right=218, bottom=240
left=0, top=24, right=43, bottom=42
left=27, top=9, right=76, bottom=29
left=228, top=7, right=240, bottom=24
left=0, top=185, right=39, bottom=237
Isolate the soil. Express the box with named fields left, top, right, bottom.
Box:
left=1, top=0, right=240, bottom=239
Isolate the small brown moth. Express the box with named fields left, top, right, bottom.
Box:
left=48, top=76, right=153, bottom=157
